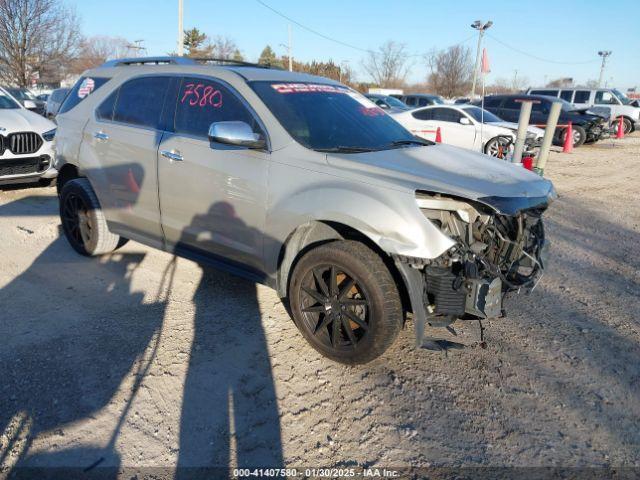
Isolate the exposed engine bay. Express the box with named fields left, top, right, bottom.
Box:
left=398, top=191, right=549, bottom=345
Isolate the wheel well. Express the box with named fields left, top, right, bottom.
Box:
left=55, top=164, right=80, bottom=195
left=277, top=221, right=411, bottom=314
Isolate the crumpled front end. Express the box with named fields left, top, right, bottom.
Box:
left=394, top=189, right=552, bottom=349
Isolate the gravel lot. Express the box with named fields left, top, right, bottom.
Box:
left=1, top=135, right=639, bottom=476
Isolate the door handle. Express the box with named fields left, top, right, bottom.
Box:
left=93, top=131, right=109, bottom=141
left=160, top=149, right=184, bottom=162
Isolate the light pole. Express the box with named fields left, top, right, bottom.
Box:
left=177, top=0, right=184, bottom=56
left=470, top=20, right=492, bottom=98
left=598, top=51, right=611, bottom=88
left=279, top=24, right=293, bottom=71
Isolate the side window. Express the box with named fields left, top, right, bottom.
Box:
left=112, top=77, right=170, bottom=129
left=412, top=108, right=433, bottom=120
left=502, top=98, right=520, bottom=110
left=573, top=91, right=591, bottom=103
left=483, top=97, right=502, bottom=108
left=595, top=91, right=617, bottom=105
left=95, top=89, right=119, bottom=122
left=532, top=101, right=550, bottom=113
left=174, top=77, right=261, bottom=139
left=430, top=108, right=461, bottom=122
left=560, top=90, right=573, bottom=102
left=530, top=90, right=557, bottom=97
left=418, top=98, right=430, bottom=107
left=405, top=97, right=416, bottom=106
left=59, top=76, right=110, bottom=114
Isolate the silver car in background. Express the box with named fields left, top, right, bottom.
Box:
left=45, top=87, right=70, bottom=120
left=54, top=57, right=555, bottom=364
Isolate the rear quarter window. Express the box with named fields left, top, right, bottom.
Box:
left=58, top=76, right=110, bottom=114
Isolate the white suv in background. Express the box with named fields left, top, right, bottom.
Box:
left=527, top=87, right=640, bottom=134
left=0, top=86, right=57, bottom=186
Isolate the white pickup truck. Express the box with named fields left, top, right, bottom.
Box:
left=526, top=87, right=640, bottom=135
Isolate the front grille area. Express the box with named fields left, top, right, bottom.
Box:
left=0, top=132, right=43, bottom=155
left=0, top=155, right=50, bottom=177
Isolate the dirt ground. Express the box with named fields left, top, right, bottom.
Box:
left=1, top=135, right=639, bottom=477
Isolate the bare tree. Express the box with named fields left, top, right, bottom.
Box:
left=546, top=77, right=573, bottom=88
left=362, top=41, right=409, bottom=88
left=0, top=0, right=81, bottom=86
left=71, top=35, right=136, bottom=73
left=210, top=35, right=239, bottom=60
left=427, top=45, right=473, bottom=98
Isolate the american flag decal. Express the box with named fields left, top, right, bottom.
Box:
left=78, top=78, right=95, bottom=99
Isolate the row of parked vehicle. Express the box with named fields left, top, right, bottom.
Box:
left=0, top=85, right=70, bottom=119
left=365, top=86, right=640, bottom=158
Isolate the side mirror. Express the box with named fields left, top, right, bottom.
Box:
left=23, top=100, right=37, bottom=110
left=208, top=121, right=266, bottom=149
left=378, top=102, right=390, bottom=109
left=459, top=117, right=472, bottom=125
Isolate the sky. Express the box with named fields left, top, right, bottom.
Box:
left=68, top=0, right=639, bottom=90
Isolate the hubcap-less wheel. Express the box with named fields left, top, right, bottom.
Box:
left=62, top=193, right=92, bottom=247
left=299, top=265, right=370, bottom=350
left=486, top=138, right=511, bottom=158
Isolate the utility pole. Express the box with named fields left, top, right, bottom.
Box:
left=470, top=20, right=493, bottom=98
left=280, top=24, right=293, bottom=72
left=177, top=0, right=184, bottom=56
left=597, top=51, right=611, bottom=87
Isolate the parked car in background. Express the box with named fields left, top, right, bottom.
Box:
left=477, top=94, right=608, bottom=147
left=2, top=86, right=46, bottom=116
left=0, top=86, right=57, bottom=186
left=45, top=87, right=70, bottom=119
left=526, top=87, right=640, bottom=134
left=54, top=56, right=554, bottom=363
left=454, top=97, right=472, bottom=104
left=392, top=104, right=543, bottom=158
left=401, top=94, right=446, bottom=108
left=364, top=94, right=409, bottom=113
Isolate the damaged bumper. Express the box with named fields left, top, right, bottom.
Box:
left=394, top=190, right=552, bottom=348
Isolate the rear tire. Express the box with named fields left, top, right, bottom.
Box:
left=59, top=178, right=123, bottom=256
left=289, top=240, right=403, bottom=364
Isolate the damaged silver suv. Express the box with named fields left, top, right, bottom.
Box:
left=54, top=57, right=555, bottom=364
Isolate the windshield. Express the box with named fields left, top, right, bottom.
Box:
left=612, top=89, right=632, bottom=105
left=7, top=88, right=36, bottom=101
left=0, top=91, right=20, bottom=109
left=251, top=82, right=419, bottom=152
left=384, top=96, right=408, bottom=108
left=461, top=106, right=502, bottom=123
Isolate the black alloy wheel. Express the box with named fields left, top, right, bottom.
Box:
left=299, top=264, right=371, bottom=350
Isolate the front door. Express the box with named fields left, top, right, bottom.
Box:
left=429, top=107, right=477, bottom=149
left=157, top=76, right=269, bottom=274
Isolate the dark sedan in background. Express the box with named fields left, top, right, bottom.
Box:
left=476, top=94, right=608, bottom=147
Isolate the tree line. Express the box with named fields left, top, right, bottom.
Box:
left=0, top=0, right=596, bottom=95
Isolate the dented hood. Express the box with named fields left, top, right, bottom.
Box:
left=327, top=144, right=555, bottom=214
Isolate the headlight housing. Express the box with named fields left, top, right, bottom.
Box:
left=42, top=128, right=56, bottom=142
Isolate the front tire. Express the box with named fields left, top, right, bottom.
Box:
left=59, top=178, right=124, bottom=256
left=289, top=240, right=403, bottom=364
left=559, top=125, right=586, bottom=147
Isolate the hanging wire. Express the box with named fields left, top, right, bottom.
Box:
left=255, top=0, right=476, bottom=58
left=486, top=33, right=599, bottom=65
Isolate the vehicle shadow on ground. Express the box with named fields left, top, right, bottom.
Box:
left=0, top=195, right=283, bottom=477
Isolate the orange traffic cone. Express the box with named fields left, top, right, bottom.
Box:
left=616, top=116, right=625, bottom=139
left=435, top=127, right=442, bottom=143
left=562, top=122, right=573, bottom=154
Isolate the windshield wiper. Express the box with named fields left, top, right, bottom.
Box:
left=315, top=145, right=379, bottom=153
left=388, top=139, right=433, bottom=148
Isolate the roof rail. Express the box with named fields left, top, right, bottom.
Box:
left=190, top=57, right=281, bottom=69
left=100, top=56, right=197, bottom=68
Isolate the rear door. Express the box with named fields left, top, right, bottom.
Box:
left=157, top=76, right=269, bottom=273
left=498, top=97, right=520, bottom=122
left=82, top=75, right=171, bottom=245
